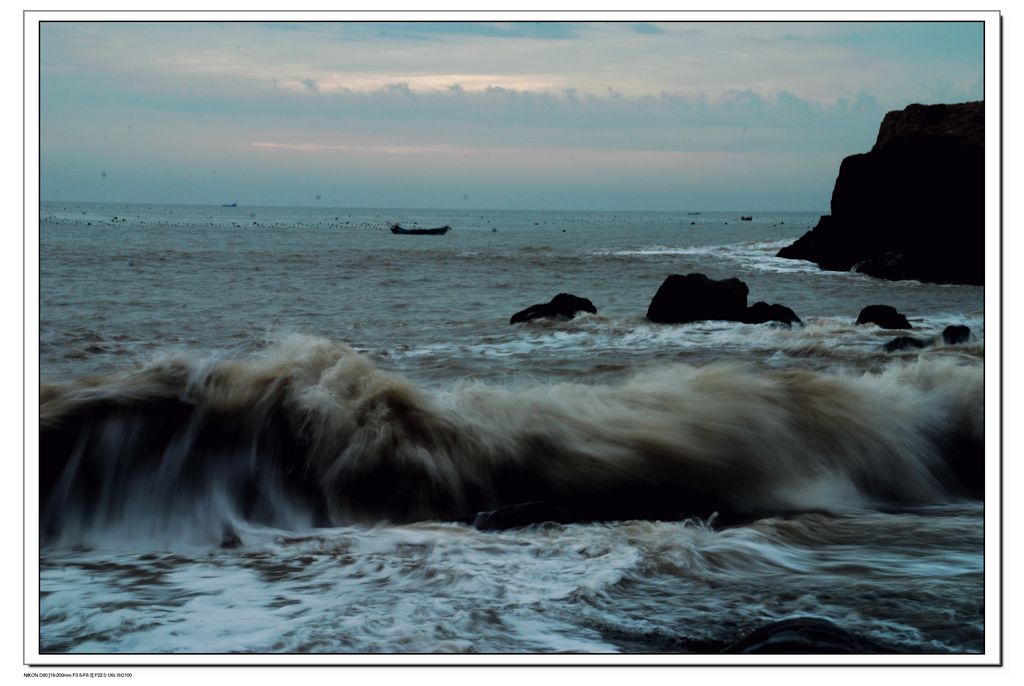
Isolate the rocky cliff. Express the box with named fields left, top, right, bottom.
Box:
left=777, top=101, right=984, bottom=285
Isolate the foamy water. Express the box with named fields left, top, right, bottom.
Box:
left=40, top=508, right=982, bottom=654
left=38, top=203, right=985, bottom=654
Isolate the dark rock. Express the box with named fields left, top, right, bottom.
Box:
left=646, top=275, right=802, bottom=328
left=942, top=324, right=972, bottom=345
left=646, top=273, right=749, bottom=324
left=510, top=293, right=597, bottom=324
left=874, top=101, right=984, bottom=149
left=743, top=301, right=803, bottom=327
left=722, top=617, right=894, bottom=654
left=855, top=251, right=921, bottom=282
left=468, top=501, right=577, bottom=531
left=883, top=336, right=927, bottom=352
left=856, top=305, right=912, bottom=329
left=777, top=101, right=984, bottom=285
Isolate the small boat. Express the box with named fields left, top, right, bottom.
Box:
left=390, top=223, right=450, bottom=235
left=740, top=216, right=753, bottom=221
left=222, top=202, right=238, bottom=208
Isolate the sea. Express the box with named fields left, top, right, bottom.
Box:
left=37, top=202, right=985, bottom=655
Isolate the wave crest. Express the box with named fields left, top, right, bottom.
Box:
left=40, top=335, right=984, bottom=543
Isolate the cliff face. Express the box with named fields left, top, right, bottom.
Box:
left=777, top=101, right=984, bottom=285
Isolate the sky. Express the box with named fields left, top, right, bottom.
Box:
left=39, top=21, right=984, bottom=211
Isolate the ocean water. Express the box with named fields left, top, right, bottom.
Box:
left=38, top=202, right=985, bottom=654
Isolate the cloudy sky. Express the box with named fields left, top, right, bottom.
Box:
left=39, top=21, right=984, bottom=210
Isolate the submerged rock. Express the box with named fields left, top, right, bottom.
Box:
left=777, top=101, right=984, bottom=285
left=510, top=293, right=597, bottom=324
left=722, top=617, right=893, bottom=654
left=882, top=323, right=973, bottom=353
left=942, top=324, right=972, bottom=345
left=883, top=336, right=927, bottom=352
left=856, top=305, right=912, bottom=329
left=743, top=301, right=803, bottom=327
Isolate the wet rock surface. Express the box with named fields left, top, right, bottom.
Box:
left=856, top=305, right=912, bottom=330
left=510, top=293, right=597, bottom=324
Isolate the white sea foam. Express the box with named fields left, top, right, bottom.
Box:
left=385, top=315, right=985, bottom=368
left=40, top=505, right=983, bottom=653
left=590, top=240, right=828, bottom=274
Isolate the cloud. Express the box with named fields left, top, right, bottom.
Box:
left=630, top=23, right=665, bottom=35
left=40, top=20, right=982, bottom=105
left=39, top=20, right=984, bottom=209
left=249, top=142, right=477, bottom=155
left=43, top=72, right=893, bottom=159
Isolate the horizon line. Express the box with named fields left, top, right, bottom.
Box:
left=40, top=199, right=829, bottom=214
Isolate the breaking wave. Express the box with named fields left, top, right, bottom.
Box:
left=40, top=335, right=984, bottom=544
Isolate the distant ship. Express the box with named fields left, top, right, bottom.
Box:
left=222, top=202, right=238, bottom=208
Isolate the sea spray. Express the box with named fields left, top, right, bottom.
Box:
left=40, top=335, right=983, bottom=544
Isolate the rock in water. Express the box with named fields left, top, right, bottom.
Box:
left=942, top=324, right=972, bottom=345
left=509, top=293, right=597, bottom=324
left=883, top=336, right=927, bottom=352
left=722, top=617, right=893, bottom=654
left=743, top=301, right=803, bottom=327
left=777, top=101, right=984, bottom=285
left=882, top=325, right=971, bottom=352
left=856, top=305, right=912, bottom=329
left=646, top=273, right=749, bottom=324
left=645, top=275, right=803, bottom=327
